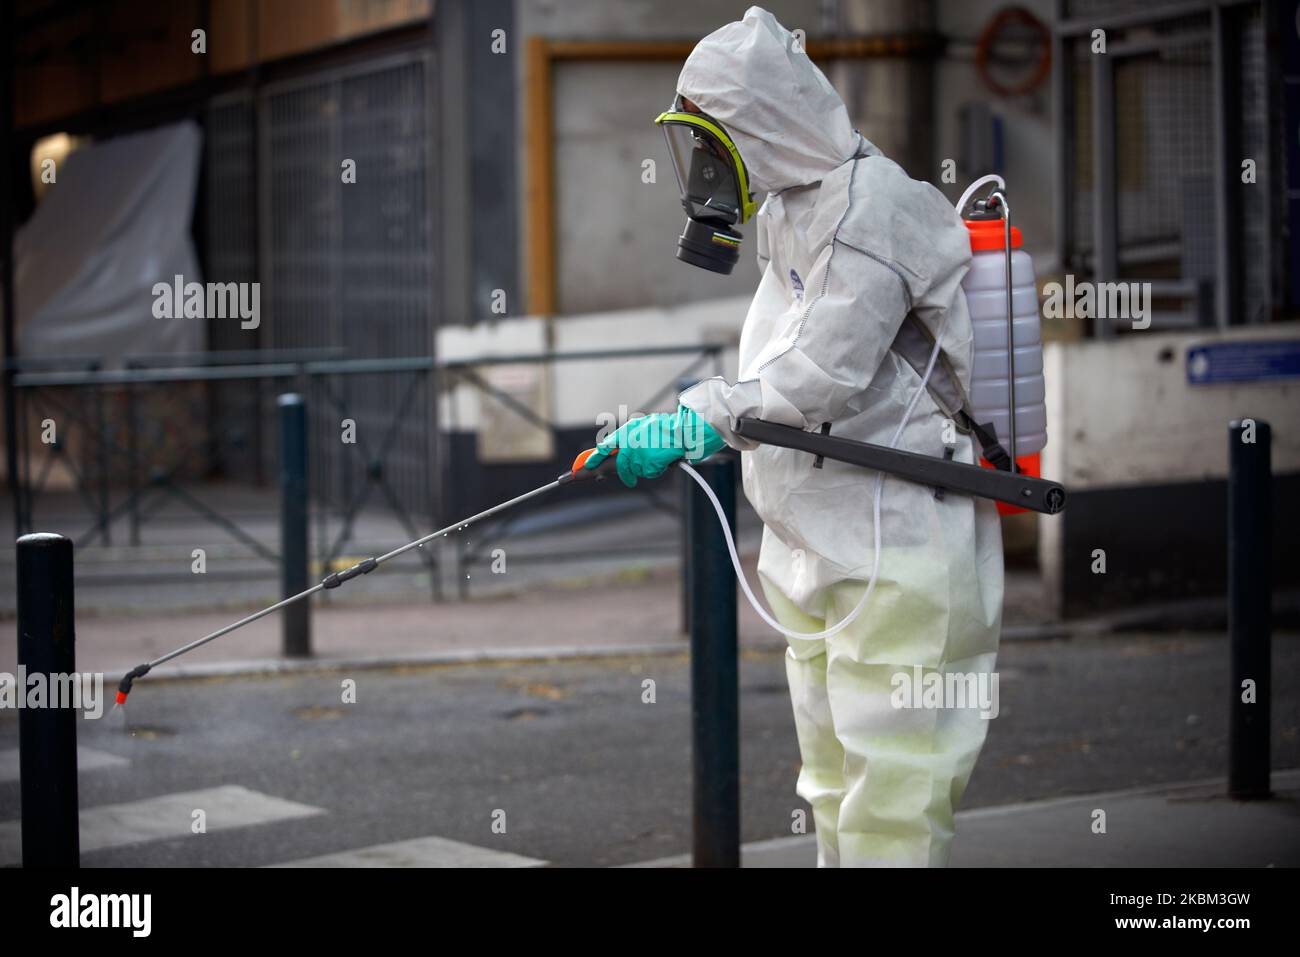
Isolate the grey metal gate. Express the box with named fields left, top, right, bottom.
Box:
left=1055, top=0, right=1277, bottom=333
left=204, top=94, right=263, bottom=482
left=259, top=53, right=438, bottom=522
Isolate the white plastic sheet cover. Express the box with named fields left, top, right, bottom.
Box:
left=15, top=120, right=205, bottom=367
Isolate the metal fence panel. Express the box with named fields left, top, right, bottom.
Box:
left=261, top=54, right=436, bottom=520
left=204, top=94, right=263, bottom=483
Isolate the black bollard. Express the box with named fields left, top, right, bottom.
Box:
left=1227, top=419, right=1271, bottom=800
left=16, top=532, right=80, bottom=867
left=687, top=455, right=740, bottom=867
left=279, top=394, right=311, bottom=658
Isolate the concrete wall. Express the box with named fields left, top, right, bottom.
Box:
left=1038, top=323, right=1300, bottom=615
left=550, top=59, right=764, bottom=314
left=1041, top=325, right=1300, bottom=490
left=436, top=296, right=748, bottom=432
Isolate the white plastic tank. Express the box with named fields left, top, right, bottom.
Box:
left=960, top=216, right=1047, bottom=459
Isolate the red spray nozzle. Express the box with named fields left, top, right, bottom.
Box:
left=116, top=663, right=153, bottom=705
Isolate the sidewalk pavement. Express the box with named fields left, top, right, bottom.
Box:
left=630, top=770, right=1300, bottom=867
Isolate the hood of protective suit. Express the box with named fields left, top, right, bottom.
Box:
left=676, top=6, right=861, bottom=194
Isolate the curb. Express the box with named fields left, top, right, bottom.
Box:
left=100, top=640, right=700, bottom=686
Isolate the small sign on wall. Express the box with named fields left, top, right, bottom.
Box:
left=1187, top=340, right=1300, bottom=385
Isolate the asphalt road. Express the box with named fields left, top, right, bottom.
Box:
left=1, top=631, right=1297, bottom=867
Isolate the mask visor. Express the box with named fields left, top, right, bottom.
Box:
left=661, top=122, right=744, bottom=225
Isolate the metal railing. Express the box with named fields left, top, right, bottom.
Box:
left=8, top=343, right=726, bottom=603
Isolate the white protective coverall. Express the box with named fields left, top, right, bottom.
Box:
left=677, top=7, right=1004, bottom=867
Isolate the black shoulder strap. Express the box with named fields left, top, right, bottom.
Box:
left=959, top=412, right=1014, bottom=472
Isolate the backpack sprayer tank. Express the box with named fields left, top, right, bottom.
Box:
left=961, top=185, right=1047, bottom=515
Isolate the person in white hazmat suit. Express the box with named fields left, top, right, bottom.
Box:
left=585, top=7, right=1003, bottom=867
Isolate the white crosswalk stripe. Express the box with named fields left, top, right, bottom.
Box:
left=0, top=784, right=324, bottom=865
left=268, top=835, right=547, bottom=868
left=1, top=773, right=545, bottom=867
left=0, top=746, right=129, bottom=784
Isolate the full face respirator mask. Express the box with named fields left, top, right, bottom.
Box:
left=655, top=98, right=757, bottom=275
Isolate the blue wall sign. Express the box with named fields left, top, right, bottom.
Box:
left=1187, top=340, right=1300, bottom=385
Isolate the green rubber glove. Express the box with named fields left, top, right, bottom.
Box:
left=584, top=405, right=726, bottom=488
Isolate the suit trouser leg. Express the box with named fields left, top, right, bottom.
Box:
left=762, top=578, right=845, bottom=868
left=765, top=572, right=998, bottom=867
left=820, top=574, right=998, bottom=867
